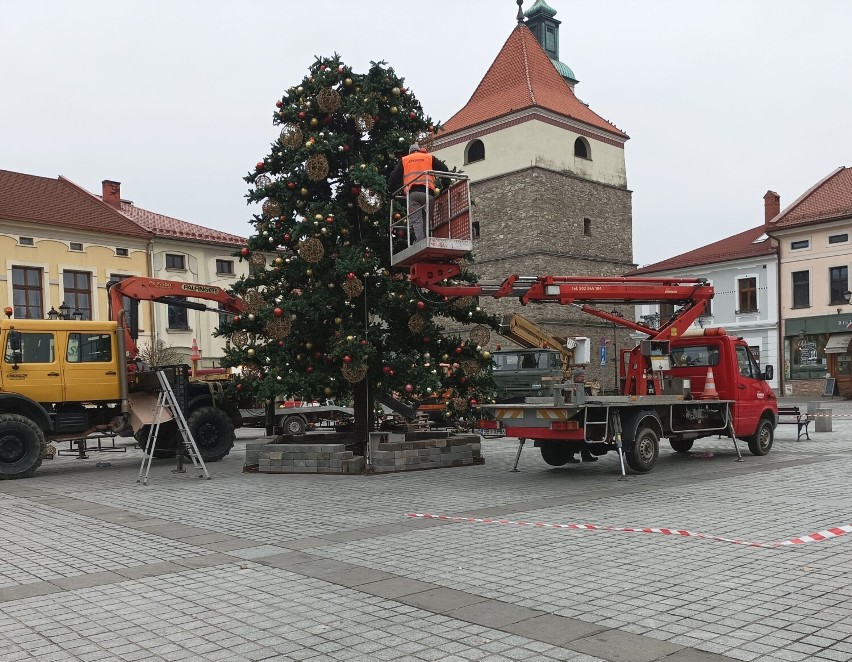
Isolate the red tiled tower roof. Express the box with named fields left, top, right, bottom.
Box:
left=118, top=202, right=245, bottom=247
left=440, top=24, right=627, bottom=139
left=768, top=167, right=852, bottom=229
left=626, top=225, right=776, bottom=276
left=0, top=169, right=151, bottom=239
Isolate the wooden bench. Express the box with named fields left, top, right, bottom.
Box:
left=777, top=406, right=811, bottom=441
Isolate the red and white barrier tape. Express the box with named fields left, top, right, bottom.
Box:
left=406, top=513, right=852, bottom=548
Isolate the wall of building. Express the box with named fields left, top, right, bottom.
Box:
left=433, top=111, right=627, bottom=189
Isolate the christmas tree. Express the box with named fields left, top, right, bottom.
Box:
left=219, top=55, right=498, bottom=434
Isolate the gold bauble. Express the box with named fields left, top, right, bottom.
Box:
left=247, top=348, right=255, bottom=357
left=334, top=317, right=342, bottom=324
left=344, top=78, right=353, bottom=87
left=310, top=118, right=319, bottom=126
left=306, top=269, right=313, bottom=277
left=305, top=342, right=313, bottom=350
left=481, top=351, right=492, bottom=360
left=300, top=188, right=309, bottom=196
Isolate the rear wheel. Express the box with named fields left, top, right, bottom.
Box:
left=626, top=426, right=659, bottom=473
left=539, top=442, right=577, bottom=467
left=0, top=414, right=46, bottom=480
left=187, top=407, right=234, bottom=462
left=134, top=423, right=180, bottom=458
left=281, top=415, right=306, bottom=435
left=670, top=439, right=694, bottom=453
left=746, top=418, right=774, bottom=456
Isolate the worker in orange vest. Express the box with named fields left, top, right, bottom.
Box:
left=388, top=143, right=450, bottom=242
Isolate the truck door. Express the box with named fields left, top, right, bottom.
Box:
left=3, top=330, right=63, bottom=403
left=733, top=344, right=764, bottom=435
left=62, top=331, right=122, bottom=402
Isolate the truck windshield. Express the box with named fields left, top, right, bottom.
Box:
left=670, top=345, right=720, bottom=368
left=492, top=352, right=560, bottom=371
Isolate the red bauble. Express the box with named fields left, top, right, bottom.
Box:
left=287, top=181, right=296, bottom=189
left=382, top=366, right=390, bottom=374
left=306, top=366, right=314, bottom=373
left=351, top=186, right=361, bottom=195
left=342, top=144, right=350, bottom=152
left=273, top=307, right=283, bottom=317
left=326, top=217, right=334, bottom=224
left=347, top=272, right=355, bottom=279
left=423, top=337, right=430, bottom=343
left=240, top=247, right=249, bottom=257
left=343, top=355, right=352, bottom=364
left=455, top=347, right=463, bottom=355
left=298, top=111, right=305, bottom=119
left=236, top=384, right=243, bottom=391
left=278, top=341, right=284, bottom=347
left=276, top=100, right=282, bottom=108
left=388, top=369, right=395, bottom=376
left=233, top=315, right=241, bottom=323
left=314, top=351, right=322, bottom=360
left=469, top=399, right=478, bottom=406
left=405, top=384, right=413, bottom=392
left=256, top=162, right=264, bottom=171
left=284, top=233, right=291, bottom=242
left=409, top=112, right=416, bottom=119
left=361, top=339, right=368, bottom=345
left=416, top=301, right=425, bottom=310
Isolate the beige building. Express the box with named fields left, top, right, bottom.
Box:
left=767, top=167, right=852, bottom=397
left=0, top=169, right=248, bottom=368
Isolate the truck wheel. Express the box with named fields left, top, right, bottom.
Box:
left=746, top=418, right=774, bottom=456
left=539, top=442, right=577, bottom=466
left=0, top=414, right=46, bottom=480
left=281, top=415, right=306, bottom=435
left=626, top=426, right=659, bottom=473
left=187, top=407, right=234, bottom=462
left=669, top=439, right=694, bottom=453
left=134, top=423, right=180, bottom=459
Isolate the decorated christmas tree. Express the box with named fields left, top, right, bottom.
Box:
left=219, top=55, right=498, bottom=435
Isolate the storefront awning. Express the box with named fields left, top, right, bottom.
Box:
left=824, top=333, right=852, bottom=354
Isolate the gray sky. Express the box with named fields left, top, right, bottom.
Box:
left=2, top=0, right=851, bottom=267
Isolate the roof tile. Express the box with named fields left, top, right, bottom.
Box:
left=118, top=203, right=246, bottom=247
left=769, top=167, right=852, bottom=228
left=440, top=24, right=626, bottom=139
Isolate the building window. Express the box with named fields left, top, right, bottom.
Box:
left=544, top=25, right=557, bottom=54
left=737, top=277, right=758, bottom=313
left=788, top=333, right=828, bottom=380
left=829, top=233, right=849, bottom=245
left=829, top=266, right=848, bottom=305
left=18, top=237, right=34, bottom=246
left=216, top=259, right=234, bottom=275
left=63, top=271, right=92, bottom=320
left=583, top=218, right=592, bottom=236
left=166, top=254, right=186, bottom=270
left=465, top=139, right=485, bottom=164
left=472, top=220, right=480, bottom=239
left=70, top=242, right=83, bottom=251
left=790, top=239, right=810, bottom=251
left=792, top=270, right=810, bottom=308
left=574, top=137, right=590, bottom=159
left=116, top=247, right=129, bottom=257
left=168, top=299, right=189, bottom=330
left=12, top=266, right=43, bottom=319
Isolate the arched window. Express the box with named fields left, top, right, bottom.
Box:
left=465, top=139, right=485, bottom=164
left=574, top=137, right=590, bottom=159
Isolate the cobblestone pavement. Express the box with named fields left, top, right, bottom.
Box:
left=0, top=398, right=850, bottom=661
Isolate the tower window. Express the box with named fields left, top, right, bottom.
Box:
left=574, top=137, right=591, bottom=159
left=583, top=218, right=592, bottom=236
left=465, top=139, right=485, bottom=164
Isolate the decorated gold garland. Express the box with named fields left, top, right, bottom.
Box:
left=408, top=314, right=426, bottom=334
left=249, top=252, right=267, bottom=269
left=254, top=174, right=272, bottom=190
left=279, top=123, right=303, bottom=149
left=354, top=114, right=374, bottom=133
left=306, top=154, right=329, bottom=181
left=469, top=325, right=490, bottom=346
left=230, top=330, right=249, bottom=347
left=342, top=276, right=364, bottom=299
left=452, top=397, right=468, bottom=412
left=357, top=189, right=382, bottom=214
left=460, top=359, right=481, bottom=376
left=242, top=289, right=264, bottom=313
left=298, top=237, right=324, bottom=263
left=316, top=87, right=341, bottom=113
left=452, top=296, right=475, bottom=310
left=342, top=363, right=368, bottom=383
left=265, top=317, right=292, bottom=340
left=262, top=199, right=281, bottom=219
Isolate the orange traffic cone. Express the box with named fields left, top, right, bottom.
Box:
left=703, top=367, right=719, bottom=400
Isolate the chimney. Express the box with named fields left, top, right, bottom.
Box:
left=763, top=190, right=780, bottom=225
left=102, top=180, right=121, bottom=208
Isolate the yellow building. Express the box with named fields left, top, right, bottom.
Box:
left=0, top=169, right=249, bottom=367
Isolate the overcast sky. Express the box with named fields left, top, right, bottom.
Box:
left=2, top=0, right=851, bottom=267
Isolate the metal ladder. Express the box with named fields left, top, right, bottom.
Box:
left=137, top=369, right=210, bottom=485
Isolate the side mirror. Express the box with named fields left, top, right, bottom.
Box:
left=8, top=330, right=21, bottom=353
left=763, top=365, right=774, bottom=381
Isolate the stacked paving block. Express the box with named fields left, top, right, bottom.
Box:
left=368, top=431, right=482, bottom=473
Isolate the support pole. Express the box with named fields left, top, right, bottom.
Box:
left=511, top=439, right=525, bottom=472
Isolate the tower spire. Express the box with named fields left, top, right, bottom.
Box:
left=516, top=0, right=524, bottom=24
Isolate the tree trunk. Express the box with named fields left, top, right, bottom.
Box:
left=353, top=379, right=373, bottom=456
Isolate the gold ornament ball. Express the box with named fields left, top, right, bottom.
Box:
left=310, top=118, right=319, bottom=126
left=481, top=351, right=492, bottom=360
left=391, top=87, right=401, bottom=96
left=306, top=269, right=313, bottom=277
left=324, top=387, right=332, bottom=395
left=390, top=106, right=399, bottom=114
left=346, top=335, right=354, bottom=341
left=300, top=187, right=309, bottom=196
left=305, top=342, right=313, bottom=350
left=344, top=78, right=353, bottom=87
left=441, top=354, right=450, bottom=361
left=275, top=257, right=283, bottom=265
left=314, top=213, right=323, bottom=221
left=247, top=348, right=256, bottom=357
left=334, top=317, right=342, bottom=324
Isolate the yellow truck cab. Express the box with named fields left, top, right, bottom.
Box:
left=1, top=319, right=122, bottom=404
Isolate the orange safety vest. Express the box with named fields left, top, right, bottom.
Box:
left=402, top=152, right=436, bottom=193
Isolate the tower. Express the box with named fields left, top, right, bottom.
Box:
left=431, top=1, right=634, bottom=388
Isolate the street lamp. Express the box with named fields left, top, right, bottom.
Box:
left=844, top=290, right=852, bottom=304
left=58, top=302, right=70, bottom=320
left=47, top=307, right=59, bottom=320
left=72, top=309, right=84, bottom=321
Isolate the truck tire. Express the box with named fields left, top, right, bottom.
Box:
left=134, top=423, right=181, bottom=459
left=0, top=414, right=46, bottom=480
left=281, top=415, right=306, bottom=435
left=539, top=442, right=577, bottom=467
left=187, top=407, right=234, bottom=462
left=746, top=418, right=773, bottom=456
left=669, top=439, right=694, bottom=453
left=626, top=426, right=659, bottom=473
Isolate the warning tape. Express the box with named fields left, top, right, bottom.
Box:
left=406, top=513, right=852, bottom=548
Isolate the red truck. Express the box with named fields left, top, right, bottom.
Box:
left=389, top=173, right=778, bottom=475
